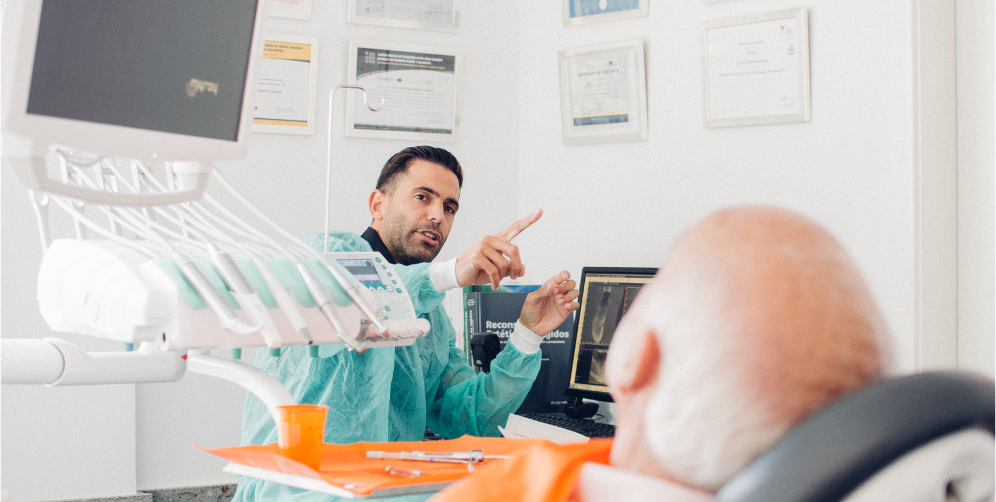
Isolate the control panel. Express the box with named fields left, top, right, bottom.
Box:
left=326, top=251, right=416, bottom=322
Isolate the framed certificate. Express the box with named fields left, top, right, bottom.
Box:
left=348, top=0, right=460, bottom=32
left=563, top=0, right=648, bottom=27
left=346, top=40, right=461, bottom=142
left=559, top=40, right=648, bottom=145
left=252, top=34, right=319, bottom=135
left=701, top=8, right=811, bottom=128
left=269, top=0, right=312, bottom=20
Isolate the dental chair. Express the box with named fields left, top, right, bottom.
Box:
left=716, top=371, right=995, bottom=502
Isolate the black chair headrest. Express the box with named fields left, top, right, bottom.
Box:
left=716, top=371, right=995, bottom=502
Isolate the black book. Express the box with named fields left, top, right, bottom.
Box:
left=464, top=288, right=573, bottom=414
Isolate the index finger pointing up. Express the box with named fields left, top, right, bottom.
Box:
left=493, top=209, right=543, bottom=242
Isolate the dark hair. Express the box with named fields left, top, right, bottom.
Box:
left=376, top=146, right=463, bottom=193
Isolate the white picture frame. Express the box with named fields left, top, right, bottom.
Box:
left=252, top=34, right=319, bottom=135
left=558, top=40, right=648, bottom=145
left=347, top=0, right=460, bottom=32
left=268, top=0, right=312, bottom=20
left=346, top=40, right=461, bottom=142
left=701, top=8, right=811, bottom=128
left=563, top=0, right=648, bottom=27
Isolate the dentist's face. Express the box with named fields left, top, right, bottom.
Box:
left=373, top=159, right=461, bottom=265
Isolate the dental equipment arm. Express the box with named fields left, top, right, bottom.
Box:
left=186, top=351, right=295, bottom=427
left=0, top=339, right=292, bottom=443
left=1, top=338, right=185, bottom=386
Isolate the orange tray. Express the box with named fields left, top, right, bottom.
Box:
left=197, top=435, right=543, bottom=498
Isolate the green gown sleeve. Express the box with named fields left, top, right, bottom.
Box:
left=392, top=263, right=542, bottom=439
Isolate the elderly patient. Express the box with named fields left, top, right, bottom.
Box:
left=431, top=206, right=890, bottom=502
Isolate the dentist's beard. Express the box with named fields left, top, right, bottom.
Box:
left=381, top=214, right=446, bottom=265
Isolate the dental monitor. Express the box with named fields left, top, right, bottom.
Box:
left=1, top=0, right=265, bottom=165
left=565, top=266, right=658, bottom=403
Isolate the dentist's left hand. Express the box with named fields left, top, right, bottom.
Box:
left=519, top=271, right=580, bottom=337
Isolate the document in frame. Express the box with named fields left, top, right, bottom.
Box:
left=348, top=0, right=459, bottom=32
left=346, top=41, right=460, bottom=142
left=253, top=35, right=319, bottom=135
left=702, top=8, right=811, bottom=127
left=559, top=40, right=648, bottom=145
left=564, top=0, right=648, bottom=26
left=268, top=0, right=312, bottom=20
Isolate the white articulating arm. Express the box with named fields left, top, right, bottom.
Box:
left=0, top=338, right=186, bottom=385
left=1, top=339, right=65, bottom=384
left=186, top=351, right=295, bottom=426
left=1, top=339, right=296, bottom=436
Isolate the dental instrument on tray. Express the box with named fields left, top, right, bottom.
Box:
left=385, top=466, right=424, bottom=478
left=366, top=450, right=513, bottom=464
left=367, top=449, right=513, bottom=473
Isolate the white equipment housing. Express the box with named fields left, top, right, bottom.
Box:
left=36, top=239, right=389, bottom=350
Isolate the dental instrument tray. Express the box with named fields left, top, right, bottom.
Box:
left=198, top=436, right=539, bottom=499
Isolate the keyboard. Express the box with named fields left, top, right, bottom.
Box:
left=518, top=413, right=616, bottom=438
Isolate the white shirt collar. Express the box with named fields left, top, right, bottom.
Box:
left=569, top=462, right=714, bottom=502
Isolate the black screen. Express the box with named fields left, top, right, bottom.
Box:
left=26, top=0, right=258, bottom=141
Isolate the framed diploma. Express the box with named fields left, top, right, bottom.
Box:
left=558, top=40, right=648, bottom=145
left=348, top=0, right=460, bottom=32
left=563, top=0, right=648, bottom=27
left=346, top=40, right=461, bottom=142
left=253, top=34, right=320, bottom=135
left=701, top=8, right=811, bottom=128
left=269, top=0, right=312, bottom=20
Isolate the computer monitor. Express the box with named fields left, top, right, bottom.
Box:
left=565, top=266, right=658, bottom=403
left=1, top=0, right=266, bottom=165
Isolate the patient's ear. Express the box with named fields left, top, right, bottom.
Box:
left=608, top=328, right=660, bottom=394
left=369, top=190, right=386, bottom=221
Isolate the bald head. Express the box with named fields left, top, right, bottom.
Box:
left=605, top=206, right=889, bottom=491
left=673, top=207, right=887, bottom=422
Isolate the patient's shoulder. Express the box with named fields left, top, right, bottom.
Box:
left=571, top=462, right=714, bottom=502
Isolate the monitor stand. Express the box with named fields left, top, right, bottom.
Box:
left=563, top=396, right=599, bottom=419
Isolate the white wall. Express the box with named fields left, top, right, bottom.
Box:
left=515, top=0, right=927, bottom=373
left=1, top=1, right=991, bottom=500
left=955, top=0, right=995, bottom=375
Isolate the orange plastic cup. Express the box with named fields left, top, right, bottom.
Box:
left=277, top=404, right=328, bottom=470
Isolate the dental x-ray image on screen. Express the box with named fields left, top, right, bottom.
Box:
left=567, top=268, right=656, bottom=397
